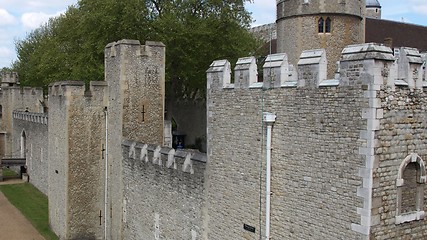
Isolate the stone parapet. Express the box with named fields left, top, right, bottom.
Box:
left=49, top=81, right=107, bottom=99
left=397, top=47, right=424, bottom=88
left=250, top=23, right=277, bottom=42
left=1, top=72, right=19, bottom=87
left=13, top=111, right=48, bottom=125
left=208, top=43, right=427, bottom=91
left=105, top=39, right=165, bottom=59
left=206, top=42, right=427, bottom=239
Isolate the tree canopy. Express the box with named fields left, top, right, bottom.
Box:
left=13, top=0, right=260, bottom=99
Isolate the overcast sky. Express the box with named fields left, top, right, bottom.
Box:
left=1, top=0, right=427, bottom=69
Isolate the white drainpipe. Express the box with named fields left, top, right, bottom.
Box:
left=263, top=112, right=276, bottom=240
left=104, top=107, right=109, bottom=240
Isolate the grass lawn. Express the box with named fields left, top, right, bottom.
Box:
left=0, top=183, right=58, bottom=240
left=2, top=168, right=19, bottom=178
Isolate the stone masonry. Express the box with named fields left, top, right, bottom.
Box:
left=122, top=141, right=206, bottom=239
left=48, top=81, right=107, bottom=240
left=2, top=39, right=427, bottom=240
left=0, top=74, right=44, bottom=157
left=104, top=40, right=166, bottom=240
left=12, top=111, right=48, bottom=195
left=206, top=42, right=427, bottom=239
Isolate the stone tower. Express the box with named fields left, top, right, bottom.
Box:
left=366, top=0, right=381, bottom=19
left=104, top=40, right=166, bottom=239
left=276, top=0, right=366, bottom=77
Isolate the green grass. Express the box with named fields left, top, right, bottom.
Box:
left=2, top=168, right=19, bottom=178
left=0, top=183, right=58, bottom=240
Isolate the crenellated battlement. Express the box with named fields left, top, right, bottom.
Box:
left=207, top=43, right=427, bottom=91
left=1, top=72, right=19, bottom=87
left=13, top=111, right=48, bottom=125
left=49, top=81, right=107, bottom=100
left=105, top=39, right=165, bottom=59
left=123, top=140, right=206, bottom=175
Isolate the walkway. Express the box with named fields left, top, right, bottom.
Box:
left=0, top=179, right=45, bottom=240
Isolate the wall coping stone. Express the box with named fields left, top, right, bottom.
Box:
left=341, top=43, right=395, bottom=62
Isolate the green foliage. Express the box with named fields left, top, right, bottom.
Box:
left=0, top=183, right=58, bottom=240
left=13, top=0, right=260, bottom=99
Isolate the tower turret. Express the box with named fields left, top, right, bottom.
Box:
left=276, top=0, right=366, bottom=77
left=366, top=0, right=381, bottom=19
left=1, top=72, right=19, bottom=87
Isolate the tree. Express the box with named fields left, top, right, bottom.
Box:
left=13, top=0, right=260, bottom=99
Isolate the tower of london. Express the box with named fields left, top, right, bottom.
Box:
left=0, top=1, right=426, bottom=239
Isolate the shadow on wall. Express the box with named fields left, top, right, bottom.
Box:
left=166, top=97, right=206, bottom=153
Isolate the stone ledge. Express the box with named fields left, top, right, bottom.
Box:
left=395, top=211, right=425, bottom=225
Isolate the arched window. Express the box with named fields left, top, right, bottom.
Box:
left=318, top=17, right=324, bottom=33
left=396, top=153, right=426, bottom=224
left=325, top=17, right=332, bottom=33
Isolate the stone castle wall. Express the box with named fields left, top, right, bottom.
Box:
left=2, top=38, right=427, bottom=240
left=250, top=23, right=277, bottom=42
left=205, top=56, right=368, bottom=240
left=121, top=141, right=206, bottom=239
left=48, top=81, right=107, bottom=240
left=368, top=48, right=427, bottom=239
left=369, top=87, right=427, bottom=239
left=206, top=43, right=427, bottom=239
left=104, top=40, right=166, bottom=239
left=0, top=87, right=44, bottom=156
left=12, top=111, right=48, bottom=195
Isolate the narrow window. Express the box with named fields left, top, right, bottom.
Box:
left=0, top=105, right=2, bottom=118
left=318, top=18, right=324, bottom=33
left=325, top=17, right=332, bottom=33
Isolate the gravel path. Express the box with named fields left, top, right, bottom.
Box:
left=0, top=179, right=45, bottom=240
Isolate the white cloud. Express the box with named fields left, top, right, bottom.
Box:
left=412, top=5, right=427, bottom=15
left=0, top=9, right=17, bottom=26
left=21, top=11, right=63, bottom=30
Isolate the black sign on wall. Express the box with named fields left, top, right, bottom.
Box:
left=243, top=224, right=256, bottom=233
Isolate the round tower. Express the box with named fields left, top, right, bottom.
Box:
left=366, top=0, right=381, bottom=19
left=276, top=0, right=366, bottom=78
